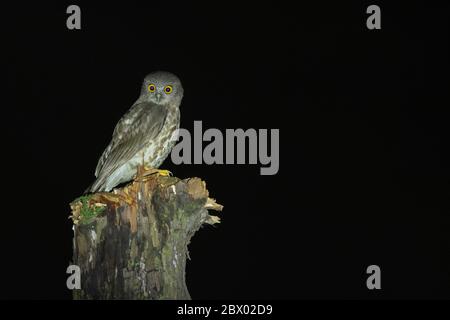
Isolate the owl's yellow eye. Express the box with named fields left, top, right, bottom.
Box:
left=148, top=84, right=156, bottom=92
left=164, top=85, right=173, bottom=94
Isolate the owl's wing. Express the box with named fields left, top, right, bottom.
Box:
left=94, top=102, right=167, bottom=179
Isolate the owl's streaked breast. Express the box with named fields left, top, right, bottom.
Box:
left=142, top=105, right=180, bottom=167
left=118, top=104, right=180, bottom=182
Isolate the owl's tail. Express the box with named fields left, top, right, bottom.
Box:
left=84, top=176, right=106, bottom=194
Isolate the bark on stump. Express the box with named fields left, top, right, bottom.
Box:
left=69, top=174, right=223, bottom=300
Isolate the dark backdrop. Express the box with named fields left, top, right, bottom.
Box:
left=3, top=1, right=449, bottom=299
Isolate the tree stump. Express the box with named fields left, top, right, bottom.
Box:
left=69, top=174, right=223, bottom=300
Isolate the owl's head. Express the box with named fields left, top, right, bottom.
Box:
left=140, top=71, right=183, bottom=106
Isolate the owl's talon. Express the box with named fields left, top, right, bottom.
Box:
left=134, top=167, right=172, bottom=182
left=155, top=169, right=172, bottom=177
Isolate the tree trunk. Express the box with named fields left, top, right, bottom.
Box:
left=69, top=174, right=223, bottom=300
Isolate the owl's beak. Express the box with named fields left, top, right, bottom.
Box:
left=155, top=93, right=162, bottom=103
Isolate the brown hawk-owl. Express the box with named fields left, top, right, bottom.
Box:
left=88, top=71, right=183, bottom=193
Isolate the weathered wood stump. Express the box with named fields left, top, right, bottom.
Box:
left=69, top=174, right=222, bottom=300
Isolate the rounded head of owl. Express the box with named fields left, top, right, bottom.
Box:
left=140, top=71, right=183, bottom=106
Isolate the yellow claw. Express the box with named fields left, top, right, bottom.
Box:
left=155, top=169, right=172, bottom=177
left=134, top=166, right=173, bottom=182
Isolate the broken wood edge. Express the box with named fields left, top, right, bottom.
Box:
left=69, top=175, right=223, bottom=227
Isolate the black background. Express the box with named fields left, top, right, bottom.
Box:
left=3, top=1, right=449, bottom=299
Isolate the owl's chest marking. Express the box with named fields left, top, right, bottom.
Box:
left=139, top=106, right=180, bottom=168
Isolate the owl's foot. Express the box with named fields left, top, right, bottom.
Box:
left=153, top=169, right=172, bottom=177
left=134, top=165, right=172, bottom=182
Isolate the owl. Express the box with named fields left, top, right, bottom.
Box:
left=88, top=71, right=183, bottom=193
